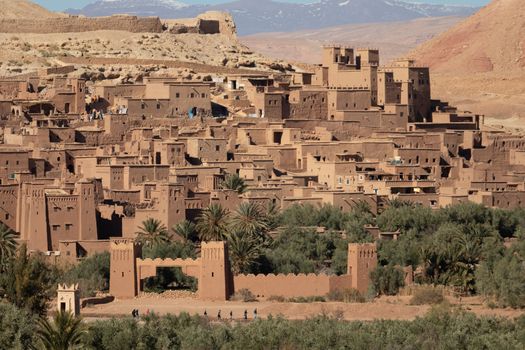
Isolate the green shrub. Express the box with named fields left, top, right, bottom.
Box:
left=370, top=264, right=405, bottom=296
left=410, top=286, right=445, bottom=305
left=267, top=295, right=285, bottom=302
left=287, top=296, right=325, bottom=303
left=61, top=252, right=110, bottom=297
left=326, top=288, right=365, bottom=303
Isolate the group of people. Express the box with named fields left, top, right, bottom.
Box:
left=204, top=308, right=258, bottom=321
left=129, top=308, right=258, bottom=321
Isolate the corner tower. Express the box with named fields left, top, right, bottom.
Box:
left=109, top=238, right=142, bottom=298
left=199, top=241, right=233, bottom=300
left=347, top=243, right=377, bottom=294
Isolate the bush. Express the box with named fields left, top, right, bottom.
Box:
left=61, top=252, right=110, bottom=297
left=287, top=296, right=325, bottom=303
left=231, top=289, right=258, bottom=302
left=370, top=265, right=405, bottom=296
left=267, top=295, right=286, bottom=302
left=410, top=286, right=445, bottom=305
left=0, top=303, right=37, bottom=349
left=143, top=267, right=197, bottom=293
left=326, top=288, right=365, bottom=303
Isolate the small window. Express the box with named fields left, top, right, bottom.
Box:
left=65, top=224, right=73, bottom=231
left=175, top=93, right=180, bottom=98
left=52, top=225, right=60, bottom=231
left=215, top=145, right=220, bottom=151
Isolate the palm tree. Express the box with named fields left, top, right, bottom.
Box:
left=0, top=223, right=17, bottom=271
left=385, top=198, right=414, bottom=209
left=264, top=200, right=281, bottom=231
left=36, top=311, right=86, bottom=350
left=221, top=174, right=248, bottom=194
left=353, top=200, right=373, bottom=216
left=136, top=218, right=171, bottom=247
left=196, top=204, right=230, bottom=242
left=227, top=231, right=262, bottom=274
left=230, top=202, right=269, bottom=237
left=171, top=220, right=198, bottom=243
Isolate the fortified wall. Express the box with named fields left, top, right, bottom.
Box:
left=0, top=15, right=163, bottom=34
left=109, top=239, right=376, bottom=300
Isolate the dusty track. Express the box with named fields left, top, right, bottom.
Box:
left=81, top=295, right=524, bottom=321
left=58, top=56, right=271, bottom=76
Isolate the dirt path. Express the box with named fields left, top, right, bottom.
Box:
left=81, top=295, right=524, bottom=321
left=58, top=57, right=271, bottom=75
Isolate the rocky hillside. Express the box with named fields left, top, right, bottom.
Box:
left=411, top=0, right=525, bottom=73
left=0, top=2, right=291, bottom=79
left=67, top=0, right=478, bottom=35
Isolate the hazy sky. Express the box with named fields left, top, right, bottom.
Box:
left=35, top=0, right=491, bottom=11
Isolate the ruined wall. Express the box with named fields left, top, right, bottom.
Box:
left=0, top=15, right=163, bottom=34
left=233, top=273, right=352, bottom=298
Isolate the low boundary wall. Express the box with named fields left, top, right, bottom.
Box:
left=233, top=274, right=353, bottom=298
left=0, top=16, right=163, bottom=34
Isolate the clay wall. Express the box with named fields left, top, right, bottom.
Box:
left=0, top=150, right=30, bottom=179
left=123, top=165, right=169, bottom=189
left=46, top=195, right=80, bottom=251
left=288, top=90, right=327, bottom=120
left=0, top=16, right=163, bottom=34
left=233, top=273, right=352, bottom=298
left=0, top=184, right=18, bottom=230
left=49, top=128, right=75, bottom=143
left=490, top=191, right=525, bottom=209
left=168, top=84, right=211, bottom=115
left=126, top=99, right=171, bottom=118
left=327, top=89, right=370, bottom=117
left=186, top=138, right=228, bottom=162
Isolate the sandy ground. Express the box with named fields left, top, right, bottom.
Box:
left=80, top=295, right=524, bottom=321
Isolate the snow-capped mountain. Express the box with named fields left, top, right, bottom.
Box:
left=66, top=0, right=478, bottom=35
left=68, top=0, right=189, bottom=17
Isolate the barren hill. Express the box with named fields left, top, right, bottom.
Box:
left=0, top=0, right=64, bottom=19
left=409, top=0, right=525, bottom=121
left=241, top=16, right=463, bottom=65
left=411, top=0, right=525, bottom=73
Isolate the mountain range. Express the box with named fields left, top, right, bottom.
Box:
left=66, top=0, right=478, bottom=35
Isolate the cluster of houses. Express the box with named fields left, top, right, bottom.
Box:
left=0, top=46, right=523, bottom=297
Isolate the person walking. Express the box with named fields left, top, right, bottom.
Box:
left=229, top=311, right=233, bottom=321
left=217, top=310, right=222, bottom=320
left=253, top=308, right=258, bottom=319
left=243, top=309, right=248, bottom=320
left=204, top=310, right=208, bottom=318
